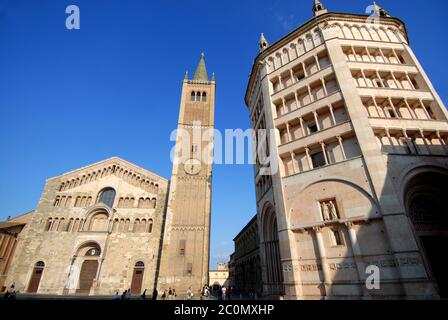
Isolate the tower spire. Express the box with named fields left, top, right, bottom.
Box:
left=192, top=52, right=209, bottom=82
left=313, top=0, right=328, bottom=17
left=372, top=1, right=390, bottom=17
left=259, top=33, right=269, bottom=52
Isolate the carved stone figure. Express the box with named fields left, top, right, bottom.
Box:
left=329, top=200, right=338, bottom=220
left=321, top=202, right=330, bottom=221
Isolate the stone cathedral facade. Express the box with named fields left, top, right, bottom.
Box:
left=244, top=1, right=448, bottom=299
left=3, top=55, right=215, bottom=296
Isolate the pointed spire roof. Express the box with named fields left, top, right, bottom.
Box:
left=373, top=1, right=390, bottom=17
left=193, top=52, right=209, bottom=82
left=259, top=33, right=269, bottom=52
left=313, top=0, right=328, bottom=16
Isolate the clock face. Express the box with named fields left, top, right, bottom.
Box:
left=184, top=158, right=201, bottom=175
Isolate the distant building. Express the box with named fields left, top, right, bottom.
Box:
left=232, top=215, right=262, bottom=296
left=209, top=262, right=229, bottom=288
left=244, top=0, right=448, bottom=299
left=0, top=211, right=34, bottom=292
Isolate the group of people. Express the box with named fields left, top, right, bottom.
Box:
left=2, top=283, right=18, bottom=300
left=113, top=287, right=178, bottom=300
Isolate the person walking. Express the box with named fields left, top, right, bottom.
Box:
left=221, top=286, right=227, bottom=300
left=168, top=288, right=173, bottom=300
left=121, top=290, right=127, bottom=301
left=112, top=291, right=120, bottom=300
left=186, top=287, right=193, bottom=300
left=151, top=288, right=158, bottom=300
left=172, top=288, right=177, bottom=300
left=141, top=289, right=147, bottom=300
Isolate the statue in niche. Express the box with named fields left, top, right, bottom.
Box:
left=329, top=200, right=339, bottom=220
left=321, top=202, right=331, bottom=221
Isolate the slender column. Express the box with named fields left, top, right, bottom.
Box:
left=419, top=99, right=432, bottom=120
left=286, top=122, right=292, bottom=142
left=371, top=96, right=382, bottom=117
left=360, top=70, right=368, bottom=87
left=365, top=46, right=373, bottom=62
left=282, top=98, right=287, bottom=114
left=420, top=129, right=432, bottom=155
left=321, top=78, right=328, bottom=96
left=378, top=48, right=387, bottom=63
left=294, top=92, right=300, bottom=109
left=313, top=112, right=321, bottom=131
left=345, top=222, right=370, bottom=297
left=279, top=75, right=283, bottom=90
left=307, top=85, right=313, bottom=103
left=289, top=69, right=295, bottom=84
left=375, top=70, right=384, bottom=87
left=388, top=97, right=400, bottom=118
left=392, top=48, right=400, bottom=64
left=385, top=128, right=395, bottom=152
left=390, top=72, right=401, bottom=89
left=299, top=117, right=306, bottom=136
left=328, top=104, right=336, bottom=125
left=405, top=73, right=415, bottom=90
left=305, top=147, right=313, bottom=169
left=290, top=152, right=297, bottom=174
left=313, top=227, right=331, bottom=294
left=302, top=63, right=308, bottom=78
left=351, top=46, right=359, bottom=62
left=337, top=136, right=347, bottom=160
left=314, top=55, right=321, bottom=71
left=435, top=131, right=448, bottom=154
left=320, top=141, right=329, bottom=165
left=401, top=129, right=414, bottom=154
left=403, top=98, right=417, bottom=119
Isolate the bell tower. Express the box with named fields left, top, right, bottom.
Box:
left=157, top=53, right=215, bottom=294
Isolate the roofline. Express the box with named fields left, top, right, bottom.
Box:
left=233, top=214, right=257, bottom=241
left=244, top=12, right=409, bottom=106
left=45, top=156, right=169, bottom=183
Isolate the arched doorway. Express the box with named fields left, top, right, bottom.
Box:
left=130, top=261, right=145, bottom=294
left=404, top=170, right=448, bottom=298
left=76, top=243, right=101, bottom=294
left=261, top=205, right=284, bottom=296
left=27, top=261, right=45, bottom=293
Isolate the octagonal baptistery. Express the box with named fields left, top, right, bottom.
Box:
left=245, top=1, right=448, bottom=299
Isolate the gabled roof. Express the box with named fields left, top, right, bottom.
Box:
left=47, top=156, right=168, bottom=183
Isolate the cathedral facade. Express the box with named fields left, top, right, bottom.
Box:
left=3, top=55, right=215, bottom=296
left=244, top=1, right=448, bottom=299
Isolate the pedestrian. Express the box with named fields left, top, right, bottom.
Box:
left=141, top=289, right=147, bottom=300
left=121, top=290, right=127, bottom=301
left=161, top=289, right=167, bottom=300
left=126, top=289, right=132, bottom=300
left=172, top=288, right=177, bottom=299
left=168, top=287, right=173, bottom=300
left=113, top=291, right=120, bottom=300
left=186, top=287, right=193, bottom=300
left=151, top=288, right=158, bottom=300
left=3, top=290, right=10, bottom=299
left=221, top=286, right=227, bottom=300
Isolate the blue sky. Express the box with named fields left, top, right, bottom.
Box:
left=0, top=0, right=447, bottom=268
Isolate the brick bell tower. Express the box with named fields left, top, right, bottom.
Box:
left=157, top=53, right=215, bottom=295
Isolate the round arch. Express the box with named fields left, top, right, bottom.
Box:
left=288, top=178, right=380, bottom=225
left=402, top=166, right=448, bottom=298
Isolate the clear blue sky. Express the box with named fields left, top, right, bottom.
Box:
left=0, top=0, right=447, bottom=268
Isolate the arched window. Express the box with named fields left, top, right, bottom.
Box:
left=191, top=91, right=196, bottom=101
left=202, top=92, right=207, bottom=102
left=98, top=187, right=116, bottom=207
